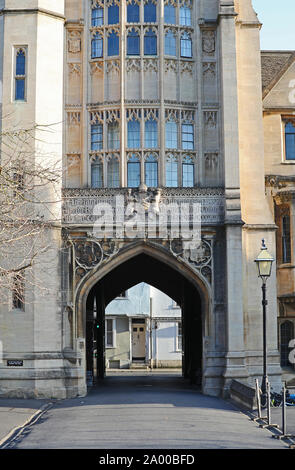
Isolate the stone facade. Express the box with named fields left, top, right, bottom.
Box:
left=0, top=0, right=291, bottom=400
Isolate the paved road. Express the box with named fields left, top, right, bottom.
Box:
left=9, top=374, right=289, bottom=449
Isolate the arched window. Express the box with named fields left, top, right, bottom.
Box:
left=107, top=156, right=120, bottom=188
left=144, top=0, right=156, bottom=22
left=127, top=154, right=141, bottom=188
left=127, top=1, right=140, bottom=22
left=91, top=33, right=103, bottom=58
left=145, top=119, right=158, bottom=148
left=108, top=31, right=119, bottom=56
left=92, top=6, right=104, bottom=26
left=166, top=156, right=178, bottom=187
left=127, top=29, right=140, bottom=55
left=180, top=5, right=191, bottom=26
left=180, top=32, right=192, bottom=58
left=91, top=124, right=103, bottom=151
left=91, top=162, right=103, bottom=188
left=145, top=154, right=158, bottom=187
left=285, top=121, right=295, bottom=160
left=108, top=4, right=119, bottom=24
left=127, top=118, right=141, bottom=148
left=164, top=2, right=176, bottom=24
left=108, top=122, right=120, bottom=149
left=144, top=29, right=157, bottom=55
left=15, top=49, right=26, bottom=101
left=165, top=31, right=176, bottom=56
left=182, top=155, right=194, bottom=187
left=165, top=120, right=178, bottom=149
left=280, top=321, right=294, bottom=367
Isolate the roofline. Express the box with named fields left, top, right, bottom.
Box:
left=262, top=51, right=295, bottom=100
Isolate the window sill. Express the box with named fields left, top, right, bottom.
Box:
left=281, top=161, right=295, bottom=164
left=277, top=263, right=295, bottom=269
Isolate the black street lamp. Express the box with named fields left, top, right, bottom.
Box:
left=254, top=239, right=274, bottom=406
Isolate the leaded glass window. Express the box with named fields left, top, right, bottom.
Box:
left=144, top=0, right=156, bottom=22
left=127, top=119, right=141, bottom=148
left=108, top=32, right=119, bottom=56
left=182, top=123, right=194, bottom=150
left=108, top=122, right=120, bottom=149
left=180, top=5, right=191, bottom=26
left=107, top=157, right=120, bottom=188
left=91, top=163, right=103, bottom=188
left=144, top=28, right=157, bottom=55
left=180, top=32, right=192, bottom=58
left=91, top=124, right=103, bottom=151
left=92, top=6, right=104, bottom=26
left=166, top=120, right=178, bottom=149
left=165, top=31, right=176, bottom=56
left=128, top=154, right=141, bottom=187
left=127, top=1, right=140, bottom=22
left=145, top=154, right=158, bottom=187
left=127, top=29, right=140, bottom=55
left=164, top=3, right=176, bottom=24
left=166, top=157, right=178, bottom=187
left=182, top=156, right=194, bottom=187
left=91, top=33, right=103, bottom=58
left=108, top=5, right=119, bottom=24
left=145, top=119, right=158, bottom=148
left=15, top=49, right=26, bottom=101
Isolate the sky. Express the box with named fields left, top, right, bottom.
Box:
left=252, top=0, right=295, bottom=50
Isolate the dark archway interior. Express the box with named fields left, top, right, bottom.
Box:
left=85, top=254, right=203, bottom=385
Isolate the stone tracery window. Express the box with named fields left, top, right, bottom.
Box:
left=145, top=119, right=158, bottom=148
left=182, top=122, right=194, bottom=150
left=108, top=121, right=120, bottom=149
left=165, top=120, right=178, bottom=149
left=91, top=123, right=103, bottom=150
left=127, top=117, right=141, bottom=148
left=180, top=3, right=192, bottom=26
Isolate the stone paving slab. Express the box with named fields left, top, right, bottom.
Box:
left=7, top=375, right=291, bottom=449
left=0, top=399, right=49, bottom=446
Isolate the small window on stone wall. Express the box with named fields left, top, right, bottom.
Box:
left=284, top=119, right=295, bottom=160
left=275, top=202, right=292, bottom=264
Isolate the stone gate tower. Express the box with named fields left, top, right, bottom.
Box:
left=0, top=0, right=282, bottom=398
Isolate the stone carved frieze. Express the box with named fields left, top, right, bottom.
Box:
left=68, top=30, right=82, bottom=54
left=203, top=62, right=216, bottom=77
left=170, top=238, right=212, bottom=284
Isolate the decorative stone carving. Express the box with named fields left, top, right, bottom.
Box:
left=68, top=30, right=82, bottom=53
left=204, top=153, right=219, bottom=169
left=180, top=61, right=193, bottom=75
left=90, top=61, right=104, bottom=74
left=106, top=60, right=120, bottom=74
left=164, top=59, right=178, bottom=73
left=202, top=31, right=216, bottom=57
left=170, top=238, right=212, bottom=284
left=68, top=63, right=81, bottom=75
left=67, top=153, right=81, bottom=168
left=203, top=62, right=216, bottom=77
left=67, top=112, right=81, bottom=125
left=126, top=59, right=141, bottom=73
left=204, top=111, right=217, bottom=128
left=143, top=59, right=158, bottom=73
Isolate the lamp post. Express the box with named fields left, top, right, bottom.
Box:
left=254, top=239, right=274, bottom=406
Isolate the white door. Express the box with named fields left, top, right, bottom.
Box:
left=132, top=323, right=146, bottom=360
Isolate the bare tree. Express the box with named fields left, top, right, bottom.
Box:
left=0, top=122, right=62, bottom=307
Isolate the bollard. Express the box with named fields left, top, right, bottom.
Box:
left=260, top=378, right=279, bottom=429
left=252, top=378, right=266, bottom=422
left=274, top=383, right=295, bottom=441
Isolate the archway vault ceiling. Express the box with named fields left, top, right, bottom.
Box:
left=88, top=253, right=200, bottom=306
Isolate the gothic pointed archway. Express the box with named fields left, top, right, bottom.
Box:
left=75, top=241, right=211, bottom=392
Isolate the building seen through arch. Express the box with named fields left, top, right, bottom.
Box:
left=0, top=0, right=294, bottom=400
